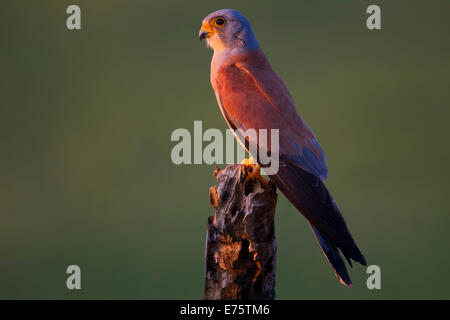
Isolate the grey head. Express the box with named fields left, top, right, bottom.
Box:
left=198, top=9, right=259, bottom=52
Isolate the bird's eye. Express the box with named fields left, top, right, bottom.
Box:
left=214, top=17, right=225, bottom=26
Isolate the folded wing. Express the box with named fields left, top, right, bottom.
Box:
left=211, top=49, right=366, bottom=285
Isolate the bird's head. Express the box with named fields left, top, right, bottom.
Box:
left=198, top=9, right=259, bottom=52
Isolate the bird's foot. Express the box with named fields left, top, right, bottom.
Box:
left=240, top=157, right=268, bottom=188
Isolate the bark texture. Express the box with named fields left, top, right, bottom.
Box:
left=204, top=164, right=277, bottom=300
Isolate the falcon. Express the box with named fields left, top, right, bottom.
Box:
left=199, top=9, right=367, bottom=287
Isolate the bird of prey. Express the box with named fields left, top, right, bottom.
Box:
left=198, top=9, right=367, bottom=287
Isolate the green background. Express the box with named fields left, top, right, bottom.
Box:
left=1, top=0, right=449, bottom=299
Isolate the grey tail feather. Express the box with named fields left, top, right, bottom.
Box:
left=310, top=224, right=353, bottom=288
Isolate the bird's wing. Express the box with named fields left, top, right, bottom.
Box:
left=212, top=51, right=366, bottom=284
left=212, top=52, right=328, bottom=181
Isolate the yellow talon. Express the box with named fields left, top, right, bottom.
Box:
left=240, top=157, right=268, bottom=187
left=240, top=156, right=257, bottom=166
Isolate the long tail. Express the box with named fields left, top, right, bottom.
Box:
left=269, top=158, right=367, bottom=286
left=310, top=224, right=352, bottom=287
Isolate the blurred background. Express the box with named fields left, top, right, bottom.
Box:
left=0, top=0, right=449, bottom=299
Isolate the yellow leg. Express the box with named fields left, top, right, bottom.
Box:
left=240, top=157, right=268, bottom=187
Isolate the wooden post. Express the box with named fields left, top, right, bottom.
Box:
left=204, top=164, right=278, bottom=300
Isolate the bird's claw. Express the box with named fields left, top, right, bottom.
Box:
left=241, top=157, right=268, bottom=188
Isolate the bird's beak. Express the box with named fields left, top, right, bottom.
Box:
left=199, top=23, right=213, bottom=41
left=198, top=30, right=209, bottom=41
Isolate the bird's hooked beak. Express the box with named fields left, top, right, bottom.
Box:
left=198, top=23, right=213, bottom=41
left=198, top=30, right=209, bottom=41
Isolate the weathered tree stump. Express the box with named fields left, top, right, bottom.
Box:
left=204, top=164, right=278, bottom=300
